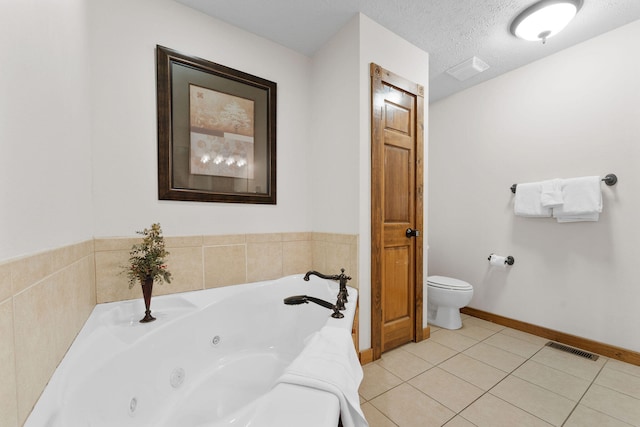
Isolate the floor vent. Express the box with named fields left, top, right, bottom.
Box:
left=546, top=342, right=599, bottom=361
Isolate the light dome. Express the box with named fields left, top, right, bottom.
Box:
left=511, top=0, right=583, bottom=43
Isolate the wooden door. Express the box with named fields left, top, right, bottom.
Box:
left=371, top=63, right=424, bottom=359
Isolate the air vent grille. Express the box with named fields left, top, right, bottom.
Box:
left=546, top=342, right=599, bottom=361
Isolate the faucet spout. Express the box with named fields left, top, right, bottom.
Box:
left=303, top=270, right=339, bottom=281
left=304, top=268, right=351, bottom=308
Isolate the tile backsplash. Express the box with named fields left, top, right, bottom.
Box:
left=0, top=241, right=95, bottom=426
left=0, top=232, right=357, bottom=426
left=95, top=232, right=358, bottom=303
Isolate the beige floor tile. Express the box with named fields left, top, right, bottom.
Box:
left=483, top=332, right=544, bottom=358
left=595, top=364, right=640, bottom=399
left=370, top=383, right=455, bottom=427
left=512, top=360, right=590, bottom=401
left=443, top=416, right=477, bottom=427
left=531, top=346, right=605, bottom=381
left=605, top=358, right=640, bottom=379
left=361, top=314, right=640, bottom=427
left=461, top=316, right=505, bottom=332
left=463, top=342, right=526, bottom=372
left=456, top=324, right=498, bottom=341
left=361, top=402, right=397, bottom=427
left=402, top=340, right=458, bottom=365
left=439, top=354, right=507, bottom=390
left=490, top=375, right=576, bottom=426
left=564, top=405, right=635, bottom=427
left=409, top=367, right=484, bottom=413
left=360, top=363, right=403, bottom=401
left=581, top=384, right=640, bottom=426
left=377, top=347, right=433, bottom=381
left=429, top=329, right=478, bottom=352
left=461, top=394, right=553, bottom=427
left=500, top=327, right=550, bottom=346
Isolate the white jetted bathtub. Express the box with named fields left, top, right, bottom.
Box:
left=25, top=274, right=362, bottom=427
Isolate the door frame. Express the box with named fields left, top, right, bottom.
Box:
left=370, top=63, right=424, bottom=361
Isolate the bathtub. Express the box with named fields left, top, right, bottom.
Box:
left=25, top=274, right=360, bottom=427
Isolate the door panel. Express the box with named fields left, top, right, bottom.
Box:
left=384, top=146, right=410, bottom=222
left=371, top=63, right=425, bottom=358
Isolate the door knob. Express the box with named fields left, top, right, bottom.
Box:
left=406, top=228, right=420, bottom=238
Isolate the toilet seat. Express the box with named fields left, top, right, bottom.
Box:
left=427, top=275, right=473, bottom=291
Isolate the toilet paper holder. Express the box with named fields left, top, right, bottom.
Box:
left=488, top=254, right=515, bottom=265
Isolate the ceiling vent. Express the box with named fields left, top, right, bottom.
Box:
left=446, top=56, right=490, bottom=81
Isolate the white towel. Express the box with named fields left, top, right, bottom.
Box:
left=555, top=213, right=600, bottom=223
left=540, top=179, right=563, bottom=207
left=514, top=182, right=552, bottom=217
left=553, top=176, right=602, bottom=222
left=276, top=326, right=369, bottom=427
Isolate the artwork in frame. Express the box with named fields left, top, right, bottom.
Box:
left=156, top=45, right=277, bottom=204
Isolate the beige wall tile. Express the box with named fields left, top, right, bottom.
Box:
left=165, top=235, right=203, bottom=248
left=247, top=242, right=282, bottom=282
left=11, top=251, right=54, bottom=294
left=283, top=240, right=312, bottom=276
left=204, top=245, right=247, bottom=288
left=95, top=250, right=139, bottom=303
left=246, top=233, right=283, bottom=243
left=311, top=240, right=328, bottom=272
left=0, top=261, right=12, bottom=302
left=53, top=259, right=96, bottom=358
left=54, top=268, right=79, bottom=358
left=50, top=241, right=91, bottom=273
left=203, top=234, right=246, bottom=246
left=154, top=246, right=203, bottom=296
left=94, top=232, right=358, bottom=300
left=13, top=279, right=60, bottom=424
left=0, top=300, right=18, bottom=427
left=282, top=232, right=312, bottom=242
left=94, top=237, right=139, bottom=252
left=325, top=242, right=356, bottom=278
left=313, top=232, right=357, bottom=245
left=76, top=256, right=96, bottom=325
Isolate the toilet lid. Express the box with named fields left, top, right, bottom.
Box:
left=427, top=276, right=473, bottom=291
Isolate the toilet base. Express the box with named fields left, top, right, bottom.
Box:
left=427, top=305, right=463, bottom=330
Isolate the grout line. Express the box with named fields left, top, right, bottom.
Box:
left=363, top=316, right=640, bottom=426
left=560, top=360, right=608, bottom=426
left=438, top=328, right=543, bottom=421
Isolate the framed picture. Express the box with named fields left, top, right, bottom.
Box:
left=156, top=45, right=277, bottom=204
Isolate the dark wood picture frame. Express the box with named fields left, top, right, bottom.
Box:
left=156, top=45, right=277, bottom=204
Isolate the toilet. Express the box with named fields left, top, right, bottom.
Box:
left=427, top=275, right=474, bottom=330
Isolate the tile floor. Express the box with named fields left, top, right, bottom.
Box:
left=359, top=314, right=640, bottom=427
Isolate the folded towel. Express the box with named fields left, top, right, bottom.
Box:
left=540, top=179, right=563, bottom=207
left=553, top=176, right=602, bottom=222
left=276, top=326, right=369, bottom=427
left=556, top=213, right=600, bottom=223
left=514, top=182, right=552, bottom=217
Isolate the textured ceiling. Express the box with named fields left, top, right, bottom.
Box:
left=174, top=0, right=640, bottom=102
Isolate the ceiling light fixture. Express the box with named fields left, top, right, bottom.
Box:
left=510, top=0, right=583, bottom=44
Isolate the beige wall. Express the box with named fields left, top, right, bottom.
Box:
left=1, top=232, right=356, bottom=426
left=0, top=241, right=95, bottom=426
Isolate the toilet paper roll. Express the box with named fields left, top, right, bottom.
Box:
left=489, top=254, right=507, bottom=268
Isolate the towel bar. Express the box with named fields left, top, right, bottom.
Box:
left=510, top=173, right=617, bottom=194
